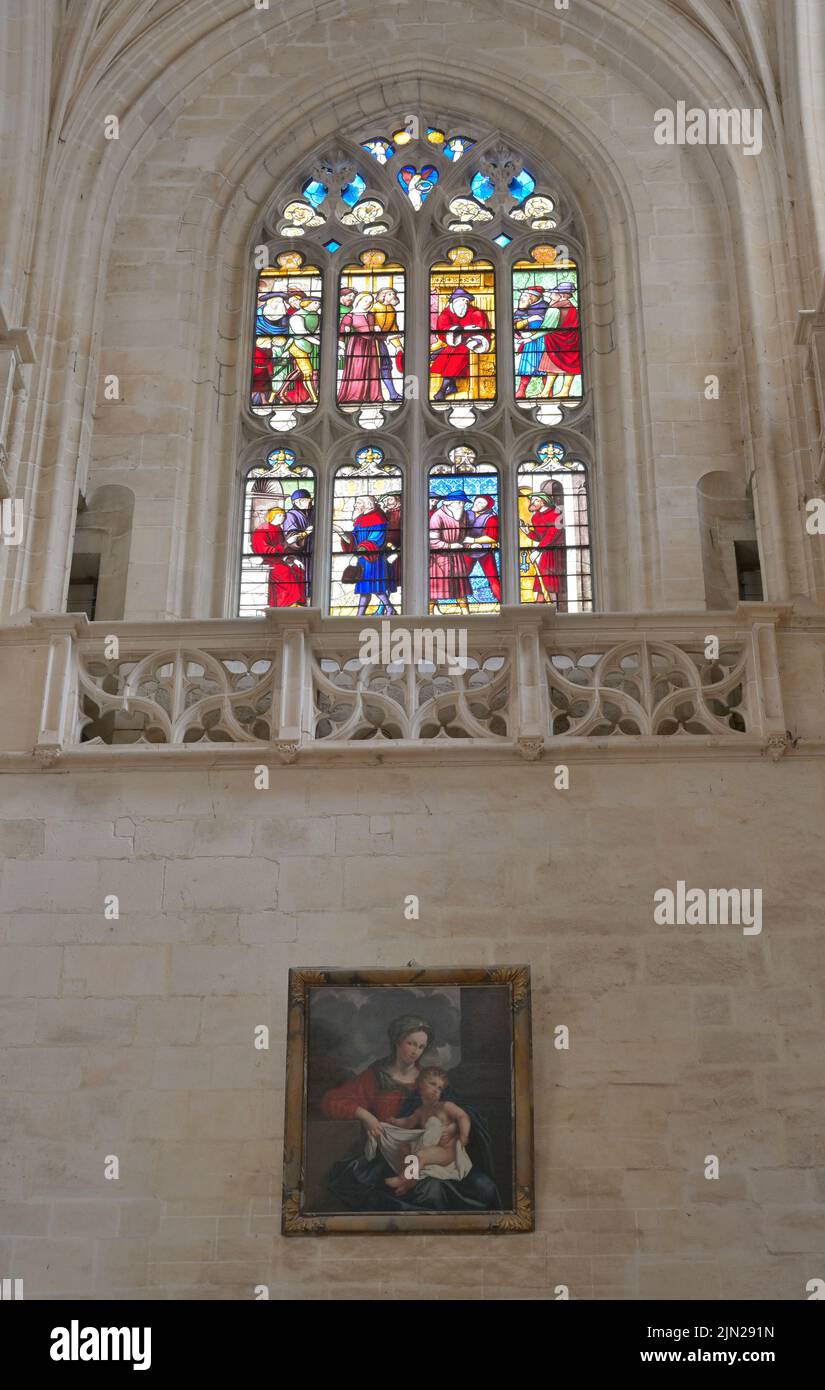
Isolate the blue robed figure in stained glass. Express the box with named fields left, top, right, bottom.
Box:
left=337, top=494, right=397, bottom=616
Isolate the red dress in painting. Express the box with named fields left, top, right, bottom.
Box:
left=251, top=522, right=306, bottom=607
left=319, top=1064, right=416, bottom=1122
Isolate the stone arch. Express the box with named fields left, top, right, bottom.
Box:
left=696, top=469, right=762, bottom=610
left=8, top=0, right=823, bottom=618
left=68, top=483, right=134, bottom=621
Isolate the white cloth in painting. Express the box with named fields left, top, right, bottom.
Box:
left=365, top=1118, right=472, bottom=1182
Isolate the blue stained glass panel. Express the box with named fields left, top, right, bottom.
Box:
left=471, top=171, right=494, bottom=203
left=302, top=179, right=328, bottom=208
left=493, top=233, right=512, bottom=247
left=341, top=172, right=367, bottom=206
left=444, top=136, right=475, bottom=162
left=362, top=139, right=394, bottom=164
left=324, top=239, right=342, bottom=252
left=509, top=170, right=536, bottom=203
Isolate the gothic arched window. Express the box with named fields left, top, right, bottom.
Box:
left=239, top=118, right=592, bottom=617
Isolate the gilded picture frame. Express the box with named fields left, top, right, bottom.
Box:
left=282, top=965, right=534, bottom=1235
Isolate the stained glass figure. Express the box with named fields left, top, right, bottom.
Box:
left=330, top=447, right=402, bottom=616
left=429, top=247, right=496, bottom=408
left=428, top=460, right=500, bottom=614
left=251, top=253, right=322, bottom=429
left=339, top=197, right=386, bottom=232
left=397, top=164, right=439, bottom=210
left=281, top=199, right=324, bottom=236
left=337, top=251, right=405, bottom=424
left=509, top=193, right=556, bottom=228
left=512, top=246, right=582, bottom=405
left=518, top=443, right=591, bottom=612
left=362, top=138, right=394, bottom=164
left=241, top=451, right=315, bottom=615
left=443, top=135, right=474, bottom=161
left=447, top=196, right=493, bottom=230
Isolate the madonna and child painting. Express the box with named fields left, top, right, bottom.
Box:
left=282, top=967, right=534, bottom=1234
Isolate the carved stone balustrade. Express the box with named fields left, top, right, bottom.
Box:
left=0, top=602, right=820, bottom=768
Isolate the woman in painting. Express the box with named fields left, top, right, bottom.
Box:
left=338, top=291, right=383, bottom=404
left=319, top=1014, right=501, bottom=1213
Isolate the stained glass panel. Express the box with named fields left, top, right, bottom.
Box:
left=429, top=248, right=496, bottom=406
left=251, top=253, right=322, bottom=427
left=512, top=247, right=583, bottom=405
left=341, top=172, right=367, bottom=206
left=330, top=448, right=402, bottom=616
left=302, top=179, right=327, bottom=208
left=241, top=451, right=315, bottom=615
left=428, top=461, right=500, bottom=614
left=518, top=443, right=592, bottom=612
left=397, top=164, right=439, bottom=209
left=337, top=251, right=405, bottom=419
left=443, top=135, right=474, bottom=161
left=362, top=138, right=394, bottom=164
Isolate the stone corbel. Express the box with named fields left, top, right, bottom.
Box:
left=763, top=732, right=794, bottom=762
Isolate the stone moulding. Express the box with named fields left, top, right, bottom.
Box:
left=3, top=602, right=806, bottom=767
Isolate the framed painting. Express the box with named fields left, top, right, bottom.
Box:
left=282, top=966, right=533, bottom=1234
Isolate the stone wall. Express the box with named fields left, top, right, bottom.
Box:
left=2, top=757, right=823, bottom=1299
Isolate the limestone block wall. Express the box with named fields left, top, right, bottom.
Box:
left=1, top=758, right=823, bottom=1300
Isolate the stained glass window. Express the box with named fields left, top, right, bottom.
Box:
left=518, top=443, right=592, bottom=612
left=241, top=450, right=315, bottom=615
left=251, top=252, right=322, bottom=431
left=330, top=447, right=402, bottom=616
left=429, top=449, right=500, bottom=614
left=512, top=246, right=582, bottom=409
left=243, top=124, right=592, bottom=617
left=429, top=248, right=496, bottom=419
left=337, top=251, right=405, bottom=426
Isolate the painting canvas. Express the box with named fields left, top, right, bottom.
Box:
left=282, top=966, right=533, bottom=1234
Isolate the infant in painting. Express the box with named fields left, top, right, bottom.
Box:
left=384, top=1065, right=471, bottom=1194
